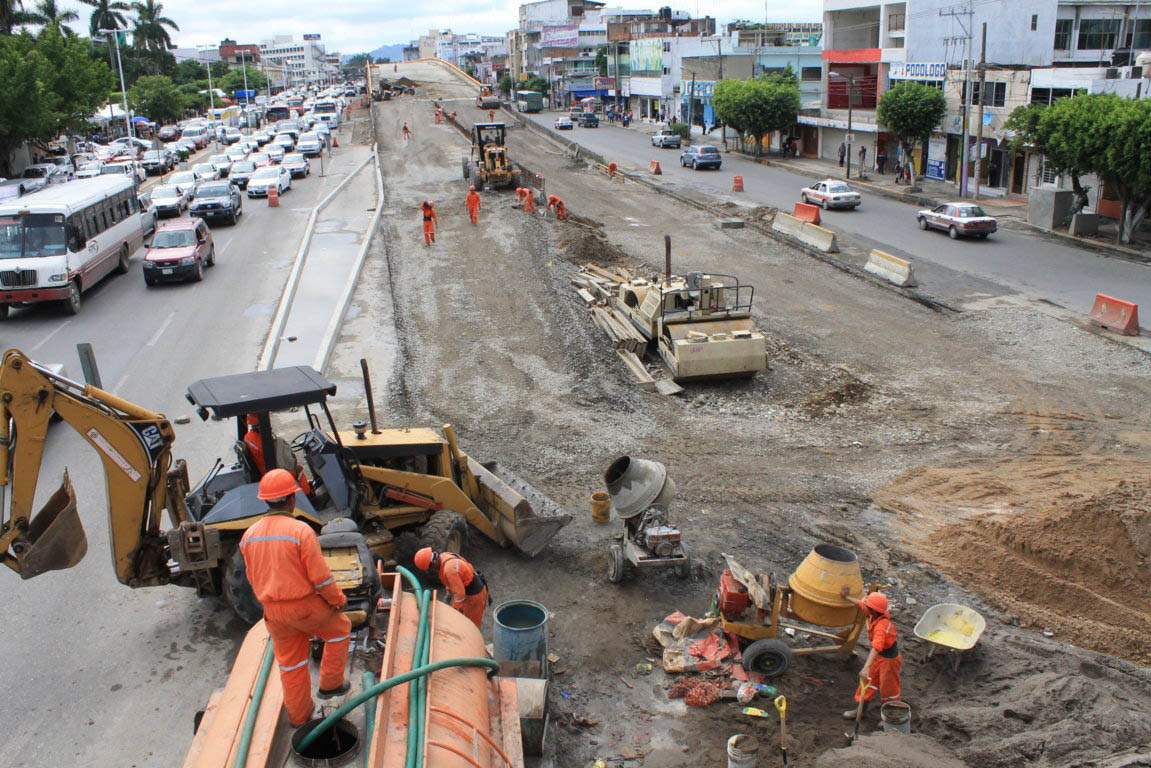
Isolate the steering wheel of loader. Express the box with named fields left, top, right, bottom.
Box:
left=291, top=430, right=320, bottom=454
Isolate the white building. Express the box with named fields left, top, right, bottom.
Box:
left=259, top=35, right=338, bottom=85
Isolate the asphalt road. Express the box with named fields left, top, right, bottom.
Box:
left=527, top=112, right=1151, bottom=314
left=0, top=137, right=364, bottom=767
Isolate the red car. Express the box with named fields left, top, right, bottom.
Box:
left=917, top=202, right=997, bottom=239
left=142, top=217, right=215, bottom=285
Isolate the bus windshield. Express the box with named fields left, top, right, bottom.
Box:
left=0, top=213, right=68, bottom=260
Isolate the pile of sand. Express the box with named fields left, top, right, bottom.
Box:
left=814, top=733, right=967, bottom=768
left=876, top=458, right=1151, bottom=663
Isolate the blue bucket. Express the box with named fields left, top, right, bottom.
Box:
left=493, top=600, right=549, bottom=667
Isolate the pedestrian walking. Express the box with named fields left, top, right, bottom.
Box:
left=893, top=160, right=903, bottom=184
left=840, top=587, right=902, bottom=721
left=420, top=200, right=437, bottom=245
left=240, top=470, right=351, bottom=728
left=413, top=547, right=491, bottom=628
left=858, top=145, right=867, bottom=168
left=877, top=150, right=888, bottom=175
left=465, top=185, right=481, bottom=225
left=838, top=142, right=846, bottom=167
left=401, top=122, right=411, bottom=143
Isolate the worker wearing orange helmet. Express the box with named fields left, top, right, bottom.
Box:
left=546, top=194, right=568, bottom=221
left=465, top=185, right=481, bottom=225
left=521, top=188, right=537, bottom=214
left=413, top=547, right=490, bottom=628
left=487, top=109, right=495, bottom=122
left=840, top=587, right=902, bottom=719
left=243, top=414, right=312, bottom=494
left=240, top=470, right=351, bottom=727
left=420, top=200, right=437, bottom=245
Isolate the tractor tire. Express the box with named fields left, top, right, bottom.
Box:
left=742, top=638, right=793, bottom=678
left=223, top=545, right=264, bottom=624
left=471, top=166, right=484, bottom=192
left=392, top=531, right=422, bottom=569
left=418, top=510, right=468, bottom=555
left=462, top=156, right=470, bottom=179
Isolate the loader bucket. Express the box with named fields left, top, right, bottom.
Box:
left=468, top=459, right=572, bottom=556
left=20, top=472, right=87, bottom=579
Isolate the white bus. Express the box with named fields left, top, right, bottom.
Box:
left=0, top=175, right=144, bottom=318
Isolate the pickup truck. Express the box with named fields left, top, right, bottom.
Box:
left=651, top=129, right=682, bottom=149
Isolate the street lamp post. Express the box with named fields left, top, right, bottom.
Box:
left=98, top=28, right=132, bottom=140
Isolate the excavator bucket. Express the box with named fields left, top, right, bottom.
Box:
left=20, top=472, right=87, bottom=579
left=469, top=459, right=572, bottom=556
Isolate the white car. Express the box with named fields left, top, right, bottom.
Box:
left=99, top=161, right=145, bottom=184
left=800, top=179, right=862, bottom=210
left=246, top=165, right=292, bottom=198
left=917, top=202, right=998, bottom=239
left=650, top=129, right=682, bottom=148
left=137, top=191, right=158, bottom=235
left=75, top=160, right=104, bottom=179
left=192, top=162, right=221, bottom=181
left=112, top=136, right=152, bottom=153
left=265, top=145, right=285, bottom=164
left=272, top=133, right=295, bottom=151
left=554, top=116, right=574, bottom=130
left=296, top=132, right=323, bottom=156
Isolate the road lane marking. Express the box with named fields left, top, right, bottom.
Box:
left=218, top=237, right=233, bottom=256
left=29, top=320, right=72, bottom=352
left=147, top=311, right=176, bottom=346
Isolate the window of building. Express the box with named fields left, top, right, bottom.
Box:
left=1030, top=86, right=1084, bottom=105
left=1078, top=18, right=1120, bottom=49
left=1031, top=14, right=1038, bottom=31
left=662, top=42, right=670, bottom=52
left=1053, top=19, right=1073, bottom=49
left=964, top=81, right=1006, bottom=107
left=663, top=66, right=670, bottom=74
left=1127, top=19, right=1151, bottom=49
left=801, top=66, right=822, bottom=81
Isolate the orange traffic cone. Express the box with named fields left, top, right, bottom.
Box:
left=650, top=160, right=662, bottom=175
left=267, top=185, right=280, bottom=208
left=332, top=135, right=339, bottom=148
left=733, top=175, right=744, bottom=192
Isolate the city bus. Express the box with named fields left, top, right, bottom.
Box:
left=515, top=90, right=544, bottom=113
left=0, top=176, right=143, bottom=317
left=208, top=105, right=243, bottom=127
left=266, top=104, right=292, bottom=122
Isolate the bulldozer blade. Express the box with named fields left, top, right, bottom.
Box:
left=472, top=459, right=572, bottom=557
left=21, top=472, right=87, bottom=579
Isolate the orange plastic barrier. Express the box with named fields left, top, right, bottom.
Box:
left=1089, top=293, right=1140, bottom=336
left=732, top=175, right=744, bottom=192
left=793, top=202, right=821, bottom=225
left=650, top=160, right=662, bottom=175
left=267, top=185, right=279, bottom=208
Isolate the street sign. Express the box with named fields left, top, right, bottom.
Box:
left=845, top=133, right=855, bottom=144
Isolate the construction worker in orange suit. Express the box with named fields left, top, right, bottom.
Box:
left=243, top=414, right=312, bottom=493
left=488, top=109, right=495, bottom=122
left=607, top=161, right=618, bottom=179
left=546, top=194, right=568, bottom=221
left=420, top=200, right=437, bottom=245
left=465, top=185, right=481, bottom=225
left=413, top=547, right=490, bottom=628
left=840, top=587, right=902, bottom=719
left=240, top=470, right=351, bottom=728
left=515, top=187, right=527, bottom=205
left=522, top=188, right=537, bottom=214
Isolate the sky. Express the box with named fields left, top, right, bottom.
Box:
left=60, top=0, right=822, bottom=56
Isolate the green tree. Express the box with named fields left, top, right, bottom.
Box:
left=594, top=43, right=607, bottom=77
left=129, top=0, right=176, bottom=52
left=0, top=34, right=48, bottom=172
left=374, top=56, right=389, bottom=64
left=1099, top=97, right=1151, bottom=243
left=712, top=78, right=800, bottom=156
left=218, top=64, right=267, bottom=94
left=1, top=1, right=31, bottom=35
left=128, top=73, right=180, bottom=122
left=875, top=81, right=946, bottom=187
left=208, top=59, right=227, bottom=78
left=524, top=74, right=548, bottom=96
left=172, top=56, right=205, bottom=84
left=24, top=0, right=78, bottom=35
left=77, top=0, right=127, bottom=37
left=344, top=52, right=370, bottom=71
left=759, top=62, right=798, bottom=87
left=712, top=79, right=750, bottom=148
left=498, top=73, right=512, bottom=96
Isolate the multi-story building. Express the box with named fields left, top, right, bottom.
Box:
left=218, top=39, right=261, bottom=69
left=403, top=44, right=420, bottom=62
left=259, top=34, right=337, bottom=85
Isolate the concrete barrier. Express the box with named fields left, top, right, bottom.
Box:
left=798, top=221, right=839, bottom=253
left=864, top=249, right=917, bottom=288
left=772, top=211, right=805, bottom=238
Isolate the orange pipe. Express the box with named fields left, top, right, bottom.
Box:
left=429, top=708, right=514, bottom=767
left=427, top=742, right=484, bottom=768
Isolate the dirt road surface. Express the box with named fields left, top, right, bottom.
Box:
left=329, top=61, right=1151, bottom=767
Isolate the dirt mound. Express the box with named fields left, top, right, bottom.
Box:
left=814, top=733, right=968, bottom=768
left=557, top=229, right=629, bottom=267
left=877, top=458, right=1151, bottom=663
left=803, top=372, right=871, bottom=416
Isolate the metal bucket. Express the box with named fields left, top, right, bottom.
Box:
left=881, top=701, right=912, bottom=735
left=726, top=734, right=759, bottom=768
left=590, top=492, right=612, bottom=523
left=493, top=600, right=549, bottom=669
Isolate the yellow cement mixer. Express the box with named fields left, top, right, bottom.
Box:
left=714, top=545, right=882, bottom=678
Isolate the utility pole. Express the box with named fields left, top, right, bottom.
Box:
left=99, top=29, right=132, bottom=140
left=973, top=22, right=987, bottom=200
left=941, top=1, right=975, bottom=197
left=845, top=75, right=856, bottom=180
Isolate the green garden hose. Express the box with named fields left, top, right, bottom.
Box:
left=361, top=670, right=377, bottom=768
left=233, top=639, right=275, bottom=768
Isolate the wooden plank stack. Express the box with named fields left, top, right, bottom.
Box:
left=571, top=263, right=662, bottom=392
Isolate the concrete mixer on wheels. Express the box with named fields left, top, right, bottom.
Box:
left=602, top=456, right=691, bottom=583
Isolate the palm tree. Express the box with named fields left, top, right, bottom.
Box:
left=23, top=0, right=77, bottom=34
left=129, top=0, right=177, bottom=53
left=0, top=1, right=27, bottom=35
left=79, top=0, right=129, bottom=38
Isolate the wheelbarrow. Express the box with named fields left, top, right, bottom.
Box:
left=913, top=603, right=986, bottom=671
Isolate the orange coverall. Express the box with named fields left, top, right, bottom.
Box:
left=547, top=195, right=568, bottom=220
left=436, top=553, right=489, bottom=628
left=856, top=613, right=902, bottom=705
left=240, top=515, right=350, bottom=726
left=488, top=110, right=495, bottom=121
left=522, top=190, right=537, bottom=214
left=465, top=190, right=481, bottom=224
left=421, top=204, right=437, bottom=244
left=243, top=425, right=312, bottom=494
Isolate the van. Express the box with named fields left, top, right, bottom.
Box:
left=182, top=125, right=209, bottom=149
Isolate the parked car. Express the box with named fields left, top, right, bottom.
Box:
left=281, top=153, right=310, bottom=178
left=192, top=162, right=221, bottom=181
left=74, top=160, right=104, bottom=179
left=679, top=144, right=722, bottom=170
left=296, top=132, right=323, bottom=156
left=151, top=184, right=190, bottom=217
left=143, top=217, right=215, bottom=285
left=137, top=191, right=158, bottom=236
left=246, top=165, right=292, bottom=198
left=228, top=160, right=257, bottom=189
left=189, top=179, right=244, bottom=225
left=651, top=129, right=682, bottom=149
left=158, top=125, right=180, bottom=141
left=554, top=116, right=574, bottom=130
left=917, top=203, right=998, bottom=239
left=578, top=113, right=599, bottom=128
left=208, top=154, right=233, bottom=177
left=141, top=149, right=175, bottom=175
left=801, top=179, right=862, bottom=210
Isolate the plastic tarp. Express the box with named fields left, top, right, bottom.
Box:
left=652, top=612, right=738, bottom=673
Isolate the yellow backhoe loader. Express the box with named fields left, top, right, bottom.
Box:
left=461, top=123, right=519, bottom=191
left=0, top=349, right=570, bottom=622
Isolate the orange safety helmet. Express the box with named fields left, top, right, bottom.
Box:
left=414, top=547, right=437, bottom=571
left=863, top=591, right=890, bottom=615
left=257, top=468, right=301, bottom=500
left=246, top=414, right=260, bottom=427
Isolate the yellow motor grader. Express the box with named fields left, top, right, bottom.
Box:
left=0, top=349, right=570, bottom=622
left=461, top=123, right=519, bottom=191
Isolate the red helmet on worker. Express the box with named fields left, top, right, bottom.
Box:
left=246, top=413, right=260, bottom=427
left=257, top=468, right=301, bottom=500
left=863, top=591, right=889, bottom=615
left=414, top=547, right=437, bottom=571
left=469, top=185, right=476, bottom=191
